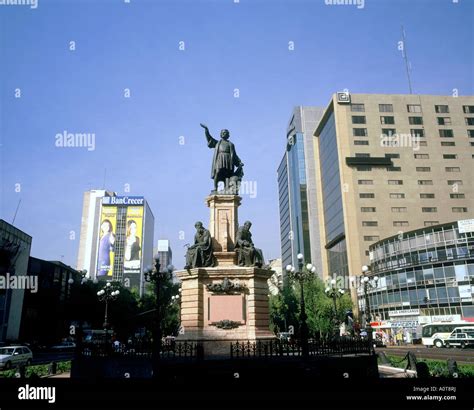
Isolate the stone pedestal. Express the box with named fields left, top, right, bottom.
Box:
left=175, top=266, right=275, bottom=356
left=206, top=194, right=241, bottom=254
left=176, top=193, right=275, bottom=356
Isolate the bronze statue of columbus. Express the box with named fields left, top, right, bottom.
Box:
left=200, top=123, right=244, bottom=193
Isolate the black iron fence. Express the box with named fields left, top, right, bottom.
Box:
left=80, top=340, right=200, bottom=359
left=78, top=338, right=370, bottom=360
left=230, top=338, right=372, bottom=358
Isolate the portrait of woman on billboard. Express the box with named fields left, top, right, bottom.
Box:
left=97, top=219, right=115, bottom=276
left=124, top=219, right=141, bottom=265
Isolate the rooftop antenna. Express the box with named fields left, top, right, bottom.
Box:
left=12, top=199, right=21, bottom=225
left=401, top=25, right=413, bottom=94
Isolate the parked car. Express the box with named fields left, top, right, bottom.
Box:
left=444, top=328, right=474, bottom=348
left=0, top=346, right=33, bottom=370
left=50, top=341, right=76, bottom=351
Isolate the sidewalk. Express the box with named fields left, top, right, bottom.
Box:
left=43, top=372, right=70, bottom=378
left=378, top=365, right=416, bottom=378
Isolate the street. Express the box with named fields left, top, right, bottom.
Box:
left=377, top=345, right=474, bottom=365
left=32, top=351, right=74, bottom=365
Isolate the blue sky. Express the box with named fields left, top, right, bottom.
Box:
left=1, top=0, right=473, bottom=269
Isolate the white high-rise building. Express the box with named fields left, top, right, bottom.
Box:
left=76, top=190, right=155, bottom=296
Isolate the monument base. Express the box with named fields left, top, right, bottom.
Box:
left=176, top=265, right=275, bottom=357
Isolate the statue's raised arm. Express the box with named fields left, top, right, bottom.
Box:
left=200, top=123, right=217, bottom=148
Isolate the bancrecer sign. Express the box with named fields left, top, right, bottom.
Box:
left=102, top=196, right=144, bottom=206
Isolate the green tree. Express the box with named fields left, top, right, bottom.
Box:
left=270, top=275, right=353, bottom=340
left=137, top=279, right=181, bottom=338
left=269, top=284, right=299, bottom=335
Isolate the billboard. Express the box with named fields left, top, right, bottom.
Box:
left=123, top=205, right=144, bottom=275
left=96, top=206, right=117, bottom=277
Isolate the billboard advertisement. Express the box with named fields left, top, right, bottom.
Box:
left=97, top=206, right=117, bottom=277
left=123, top=205, right=143, bottom=274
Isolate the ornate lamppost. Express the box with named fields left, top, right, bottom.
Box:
left=361, top=265, right=378, bottom=348
left=67, top=269, right=87, bottom=359
left=144, top=256, right=174, bottom=378
left=325, top=278, right=345, bottom=339
left=97, top=282, right=120, bottom=354
left=285, top=253, right=316, bottom=358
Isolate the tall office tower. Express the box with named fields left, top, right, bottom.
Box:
left=278, top=106, right=325, bottom=278
left=0, top=220, right=32, bottom=343
left=312, top=93, right=474, bottom=292
left=77, top=191, right=155, bottom=296
left=156, top=239, right=172, bottom=270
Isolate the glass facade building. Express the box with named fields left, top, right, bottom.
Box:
left=318, top=111, right=348, bottom=280
left=278, top=107, right=325, bottom=275
left=359, top=220, right=474, bottom=335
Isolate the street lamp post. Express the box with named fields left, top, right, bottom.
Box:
left=325, top=278, right=345, bottom=339
left=68, top=269, right=87, bottom=360
left=144, top=256, right=174, bottom=378
left=285, top=253, right=316, bottom=358
left=97, top=282, right=120, bottom=354
left=361, top=265, right=378, bottom=349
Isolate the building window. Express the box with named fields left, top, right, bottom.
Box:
left=391, top=207, right=407, bottom=213
left=410, top=129, right=425, bottom=138
left=450, top=193, right=465, bottom=199
left=466, top=118, right=474, bottom=126
left=358, top=180, right=373, bottom=185
left=468, top=130, right=474, bottom=138
left=418, top=180, right=433, bottom=185
left=351, top=103, right=365, bottom=112
left=463, top=105, right=474, bottom=114
left=452, top=207, right=468, bottom=213
left=360, top=193, right=375, bottom=198
left=409, top=116, right=423, bottom=125
left=379, top=104, right=393, bottom=112
left=407, top=104, right=422, bottom=113
left=380, top=116, right=395, bottom=124
left=355, top=153, right=371, bottom=157
left=435, top=105, right=449, bottom=113
left=354, top=140, right=369, bottom=145
left=448, top=180, right=463, bottom=185
left=424, top=221, right=439, bottom=226
left=419, top=141, right=428, bottom=147
left=385, top=153, right=400, bottom=158
left=393, top=221, right=409, bottom=227
left=445, top=167, right=460, bottom=172
left=387, top=166, right=401, bottom=171
left=439, top=129, right=454, bottom=138
left=362, top=221, right=378, bottom=226
left=437, top=117, right=452, bottom=125
left=414, top=154, right=429, bottom=159
left=443, top=154, right=457, bottom=159
left=422, top=207, right=437, bottom=212
left=356, top=165, right=372, bottom=171
left=416, top=167, right=431, bottom=172
left=353, top=128, right=368, bottom=137
left=420, top=193, right=435, bottom=198
left=388, top=180, right=403, bottom=185
left=441, top=141, right=455, bottom=146
left=361, top=207, right=376, bottom=212
left=364, top=235, right=380, bottom=241
left=390, top=193, right=405, bottom=198
left=381, top=128, right=396, bottom=136
left=352, top=115, right=366, bottom=124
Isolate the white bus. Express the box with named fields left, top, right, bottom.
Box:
left=422, top=322, right=472, bottom=348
